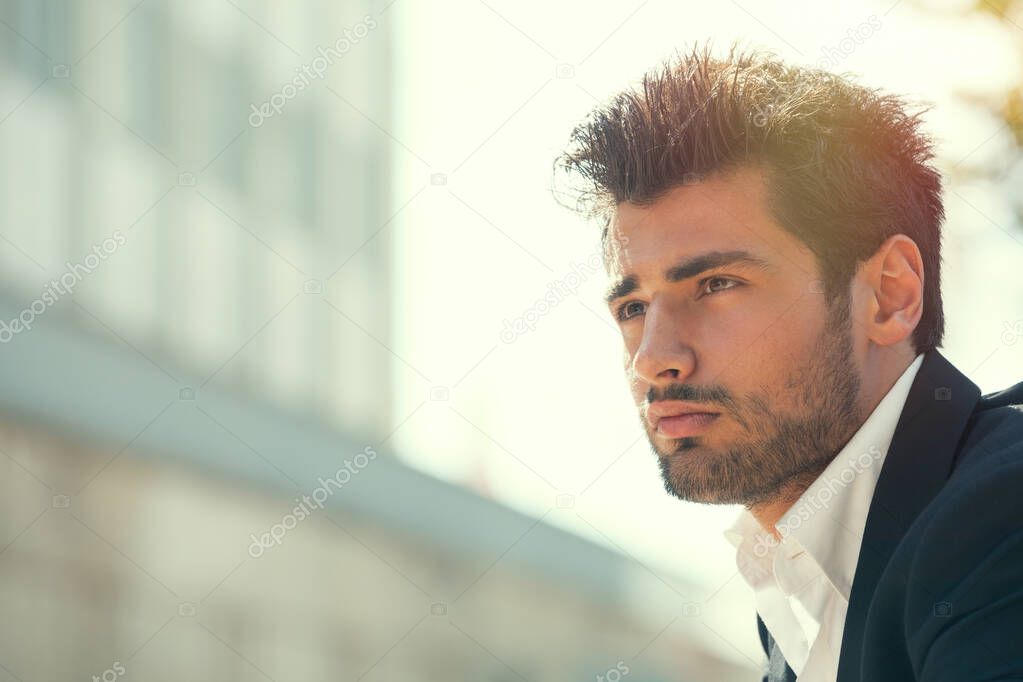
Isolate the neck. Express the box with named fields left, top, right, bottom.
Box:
left=748, top=474, right=821, bottom=541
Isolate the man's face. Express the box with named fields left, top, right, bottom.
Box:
left=604, top=165, right=865, bottom=507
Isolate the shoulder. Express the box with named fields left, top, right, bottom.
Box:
left=891, top=377, right=1023, bottom=575
left=950, top=378, right=1023, bottom=479
left=892, top=386, right=1023, bottom=678
left=913, top=441, right=1023, bottom=572
left=858, top=377, right=1023, bottom=679
left=911, top=382, right=1023, bottom=586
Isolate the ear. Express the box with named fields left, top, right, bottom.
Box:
left=860, top=234, right=924, bottom=348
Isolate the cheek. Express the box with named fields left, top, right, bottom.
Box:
left=622, top=350, right=642, bottom=400
left=620, top=331, right=641, bottom=373
left=712, top=298, right=823, bottom=381
left=618, top=345, right=648, bottom=406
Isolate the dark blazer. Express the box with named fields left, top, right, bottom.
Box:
left=757, top=349, right=1023, bottom=682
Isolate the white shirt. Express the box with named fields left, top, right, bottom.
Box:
left=723, top=353, right=924, bottom=681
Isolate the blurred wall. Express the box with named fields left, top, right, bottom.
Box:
left=0, top=0, right=393, bottom=433
left=0, top=1, right=760, bottom=679
left=0, top=310, right=755, bottom=680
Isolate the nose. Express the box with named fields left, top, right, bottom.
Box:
left=631, top=300, right=696, bottom=387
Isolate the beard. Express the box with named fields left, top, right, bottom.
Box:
left=649, top=296, right=863, bottom=507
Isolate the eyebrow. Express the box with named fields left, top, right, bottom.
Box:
left=604, top=249, right=771, bottom=305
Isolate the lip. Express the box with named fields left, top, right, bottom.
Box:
left=656, top=412, right=719, bottom=438
left=646, top=401, right=721, bottom=438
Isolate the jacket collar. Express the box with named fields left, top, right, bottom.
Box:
left=836, top=348, right=981, bottom=682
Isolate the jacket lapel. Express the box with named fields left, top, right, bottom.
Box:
left=835, top=349, right=981, bottom=682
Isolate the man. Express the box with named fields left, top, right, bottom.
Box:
left=556, top=44, right=1023, bottom=681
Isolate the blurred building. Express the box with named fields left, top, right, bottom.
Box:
left=0, top=301, right=755, bottom=680
left=0, top=1, right=759, bottom=679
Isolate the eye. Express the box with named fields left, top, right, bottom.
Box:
left=615, top=300, right=646, bottom=322
left=700, top=276, right=741, bottom=296
left=615, top=277, right=742, bottom=322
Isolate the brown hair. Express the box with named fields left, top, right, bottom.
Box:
left=556, top=42, right=945, bottom=353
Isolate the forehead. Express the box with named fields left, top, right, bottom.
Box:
left=604, top=166, right=793, bottom=275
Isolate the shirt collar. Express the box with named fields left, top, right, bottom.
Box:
left=723, top=352, right=925, bottom=599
